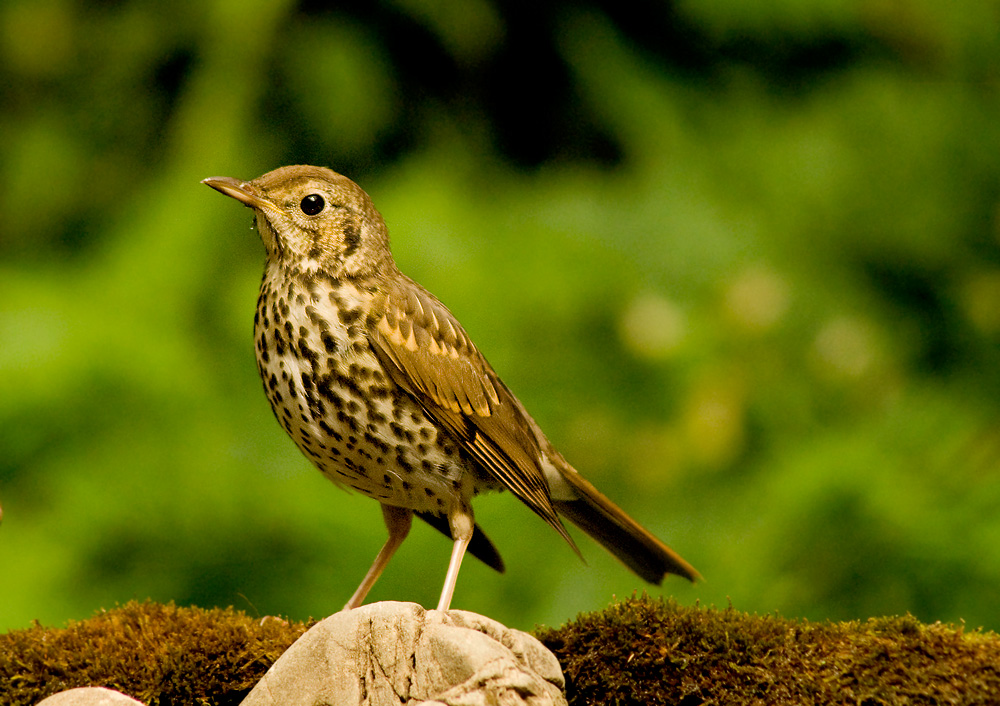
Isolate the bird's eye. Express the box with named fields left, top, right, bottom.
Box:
left=300, top=194, right=325, bottom=216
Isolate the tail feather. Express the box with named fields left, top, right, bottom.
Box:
left=552, top=466, right=700, bottom=584
left=415, top=511, right=506, bottom=574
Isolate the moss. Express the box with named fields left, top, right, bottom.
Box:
left=2, top=597, right=998, bottom=705
left=0, top=601, right=308, bottom=706
left=535, top=595, right=1000, bottom=705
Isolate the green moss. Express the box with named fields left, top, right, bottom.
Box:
left=535, top=595, right=1000, bottom=705
left=2, top=598, right=998, bottom=705
left=0, top=601, right=308, bottom=706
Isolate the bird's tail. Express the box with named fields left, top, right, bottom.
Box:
left=550, top=459, right=700, bottom=584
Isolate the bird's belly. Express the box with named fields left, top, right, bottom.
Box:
left=254, top=293, right=473, bottom=513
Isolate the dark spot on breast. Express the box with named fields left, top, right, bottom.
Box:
left=321, top=332, right=337, bottom=353
left=297, top=338, right=319, bottom=365
left=316, top=376, right=345, bottom=410
left=348, top=363, right=370, bottom=380
left=337, top=410, right=360, bottom=433
left=343, top=223, right=360, bottom=257
left=395, top=445, right=414, bottom=473
left=334, top=371, right=365, bottom=399
left=363, top=431, right=390, bottom=454
left=258, top=334, right=270, bottom=363
left=306, top=306, right=330, bottom=330
left=339, top=308, right=363, bottom=326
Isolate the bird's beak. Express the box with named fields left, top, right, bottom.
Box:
left=202, top=176, right=279, bottom=215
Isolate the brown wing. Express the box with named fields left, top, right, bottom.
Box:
left=369, top=278, right=579, bottom=553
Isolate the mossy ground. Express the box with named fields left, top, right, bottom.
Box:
left=2, top=597, right=997, bottom=705
left=0, top=602, right=308, bottom=706
left=536, top=596, right=1000, bottom=705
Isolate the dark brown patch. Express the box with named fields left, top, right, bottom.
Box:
left=339, top=307, right=363, bottom=326
left=315, top=377, right=344, bottom=410
left=343, top=223, right=361, bottom=257
left=273, top=328, right=287, bottom=355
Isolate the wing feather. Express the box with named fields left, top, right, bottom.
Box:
left=369, top=279, right=578, bottom=552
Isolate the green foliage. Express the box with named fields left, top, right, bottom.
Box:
left=2, top=0, right=1000, bottom=634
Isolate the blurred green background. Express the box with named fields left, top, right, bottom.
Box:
left=3, top=0, right=1000, bottom=634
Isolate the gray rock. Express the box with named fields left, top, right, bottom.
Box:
left=37, top=687, right=145, bottom=706
left=241, top=601, right=567, bottom=706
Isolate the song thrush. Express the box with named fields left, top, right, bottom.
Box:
left=203, top=165, right=699, bottom=611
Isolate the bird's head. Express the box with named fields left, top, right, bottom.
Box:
left=203, top=165, right=393, bottom=278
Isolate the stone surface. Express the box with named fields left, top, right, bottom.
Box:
left=37, top=687, right=145, bottom=706
left=241, top=601, right=567, bottom=706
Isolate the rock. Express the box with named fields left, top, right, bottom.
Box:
left=241, top=601, right=567, bottom=706
left=37, top=687, right=145, bottom=706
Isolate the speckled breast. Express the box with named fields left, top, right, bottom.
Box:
left=252, top=267, right=473, bottom=515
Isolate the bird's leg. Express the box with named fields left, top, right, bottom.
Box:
left=344, top=504, right=413, bottom=610
left=437, top=500, right=474, bottom=612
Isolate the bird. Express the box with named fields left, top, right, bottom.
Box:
left=202, top=165, right=699, bottom=612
